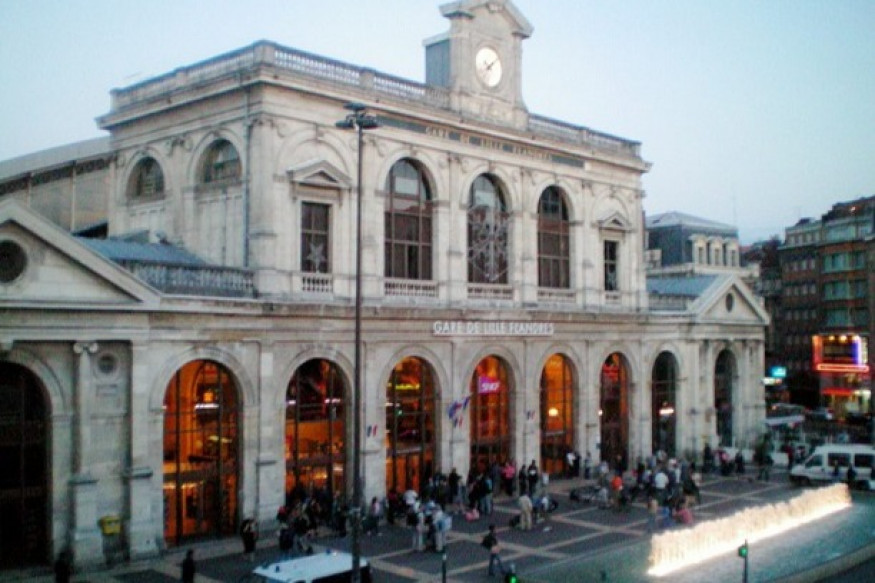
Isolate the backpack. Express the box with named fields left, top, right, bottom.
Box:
left=481, top=533, right=495, bottom=549
left=406, top=509, right=419, bottom=527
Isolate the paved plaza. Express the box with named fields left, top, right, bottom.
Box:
left=11, top=468, right=875, bottom=582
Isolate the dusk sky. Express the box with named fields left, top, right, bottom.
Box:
left=1, top=0, right=873, bottom=243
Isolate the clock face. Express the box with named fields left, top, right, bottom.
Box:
left=475, top=47, right=502, bottom=88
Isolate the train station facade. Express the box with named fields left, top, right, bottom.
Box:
left=0, top=0, right=767, bottom=571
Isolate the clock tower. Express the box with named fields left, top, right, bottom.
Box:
left=425, top=0, right=533, bottom=126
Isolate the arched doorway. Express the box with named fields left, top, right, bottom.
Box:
left=385, top=357, right=436, bottom=494
left=0, top=362, right=49, bottom=570
left=285, top=359, right=346, bottom=502
left=600, top=353, right=629, bottom=469
left=163, top=360, right=239, bottom=545
left=715, top=350, right=736, bottom=447
left=651, top=352, right=678, bottom=457
left=540, top=354, right=574, bottom=477
left=470, top=356, right=512, bottom=473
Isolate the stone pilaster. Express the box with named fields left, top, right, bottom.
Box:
left=125, top=342, right=160, bottom=559
left=70, top=341, right=102, bottom=567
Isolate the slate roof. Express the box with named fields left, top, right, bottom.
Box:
left=646, top=211, right=736, bottom=233
left=76, top=237, right=208, bottom=266
left=646, top=275, right=717, bottom=297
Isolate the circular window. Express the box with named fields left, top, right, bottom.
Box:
left=725, top=293, right=735, bottom=312
left=96, top=353, right=118, bottom=376
left=0, top=240, right=27, bottom=283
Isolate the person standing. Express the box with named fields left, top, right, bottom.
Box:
left=517, top=493, right=533, bottom=531
left=54, top=550, right=72, bottom=583
left=526, top=460, right=539, bottom=497
left=584, top=451, right=592, bottom=480
left=240, top=517, right=258, bottom=561
left=481, top=524, right=507, bottom=577
left=448, top=467, right=461, bottom=513
left=518, top=466, right=528, bottom=496
left=181, top=549, right=195, bottom=583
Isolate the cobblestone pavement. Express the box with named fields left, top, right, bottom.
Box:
left=10, top=469, right=875, bottom=582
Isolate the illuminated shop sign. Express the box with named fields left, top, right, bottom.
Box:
left=432, top=321, right=555, bottom=337
left=812, top=334, right=870, bottom=374
left=478, top=375, right=501, bottom=394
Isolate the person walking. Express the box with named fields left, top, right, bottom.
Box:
left=481, top=524, right=507, bottom=577
left=181, top=549, right=196, bottom=583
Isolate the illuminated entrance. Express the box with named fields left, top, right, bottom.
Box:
left=163, top=361, right=239, bottom=545
left=600, top=353, right=629, bottom=466
left=470, top=356, right=512, bottom=472
left=385, top=357, right=436, bottom=493
left=540, top=354, right=574, bottom=476
left=652, top=352, right=678, bottom=457
left=715, top=350, right=736, bottom=447
left=0, top=362, right=49, bottom=570
left=285, top=359, right=346, bottom=498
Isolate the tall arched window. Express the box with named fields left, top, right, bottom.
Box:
left=163, top=361, right=239, bottom=545
left=651, top=352, right=678, bottom=457
left=715, top=350, right=736, bottom=447
left=128, top=157, right=165, bottom=199
left=470, top=356, right=512, bottom=472
left=540, top=354, right=574, bottom=476
left=385, top=357, right=436, bottom=493
left=384, top=159, right=433, bottom=280
left=285, top=359, right=346, bottom=498
left=600, top=353, right=629, bottom=467
left=200, top=139, right=241, bottom=184
left=467, top=175, right=509, bottom=284
left=537, top=187, right=570, bottom=288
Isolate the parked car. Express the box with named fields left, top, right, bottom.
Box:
left=789, top=444, right=874, bottom=490
left=807, top=407, right=834, bottom=421
left=252, top=551, right=372, bottom=583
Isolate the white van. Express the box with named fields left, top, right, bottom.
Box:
left=789, top=444, right=874, bottom=490
left=252, top=550, right=372, bottom=583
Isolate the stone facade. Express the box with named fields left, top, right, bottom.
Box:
left=0, top=0, right=767, bottom=572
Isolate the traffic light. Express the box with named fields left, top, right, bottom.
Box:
left=737, top=541, right=748, bottom=558
left=504, top=573, right=518, bottom=583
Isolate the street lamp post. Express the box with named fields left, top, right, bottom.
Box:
left=335, top=102, right=378, bottom=583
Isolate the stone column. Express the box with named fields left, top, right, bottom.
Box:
left=125, top=341, right=159, bottom=559
left=255, top=343, right=281, bottom=523
left=70, top=341, right=102, bottom=568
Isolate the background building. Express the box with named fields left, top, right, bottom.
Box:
left=0, top=0, right=766, bottom=572
left=766, top=197, right=874, bottom=413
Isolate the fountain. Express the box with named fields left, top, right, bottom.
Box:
left=648, top=483, right=852, bottom=577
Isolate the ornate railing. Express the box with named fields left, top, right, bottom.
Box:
left=528, top=114, right=641, bottom=156
left=537, top=288, right=577, bottom=305
left=467, top=283, right=513, bottom=302
left=384, top=278, right=438, bottom=298
left=119, top=262, right=255, bottom=298
left=648, top=294, right=692, bottom=311
left=108, top=42, right=639, bottom=156
left=301, top=273, right=333, bottom=294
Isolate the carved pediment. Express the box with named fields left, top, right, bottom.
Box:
left=286, top=159, right=351, bottom=190
left=596, top=211, right=632, bottom=233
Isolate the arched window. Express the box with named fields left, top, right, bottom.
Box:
left=128, top=157, right=165, bottom=199
left=200, top=139, right=241, bottom=184
left=384, top=159, right=433, bottom=280
left=537, top=187, right=570, bottom=288
left=467, top=175, right=509, bottom=284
